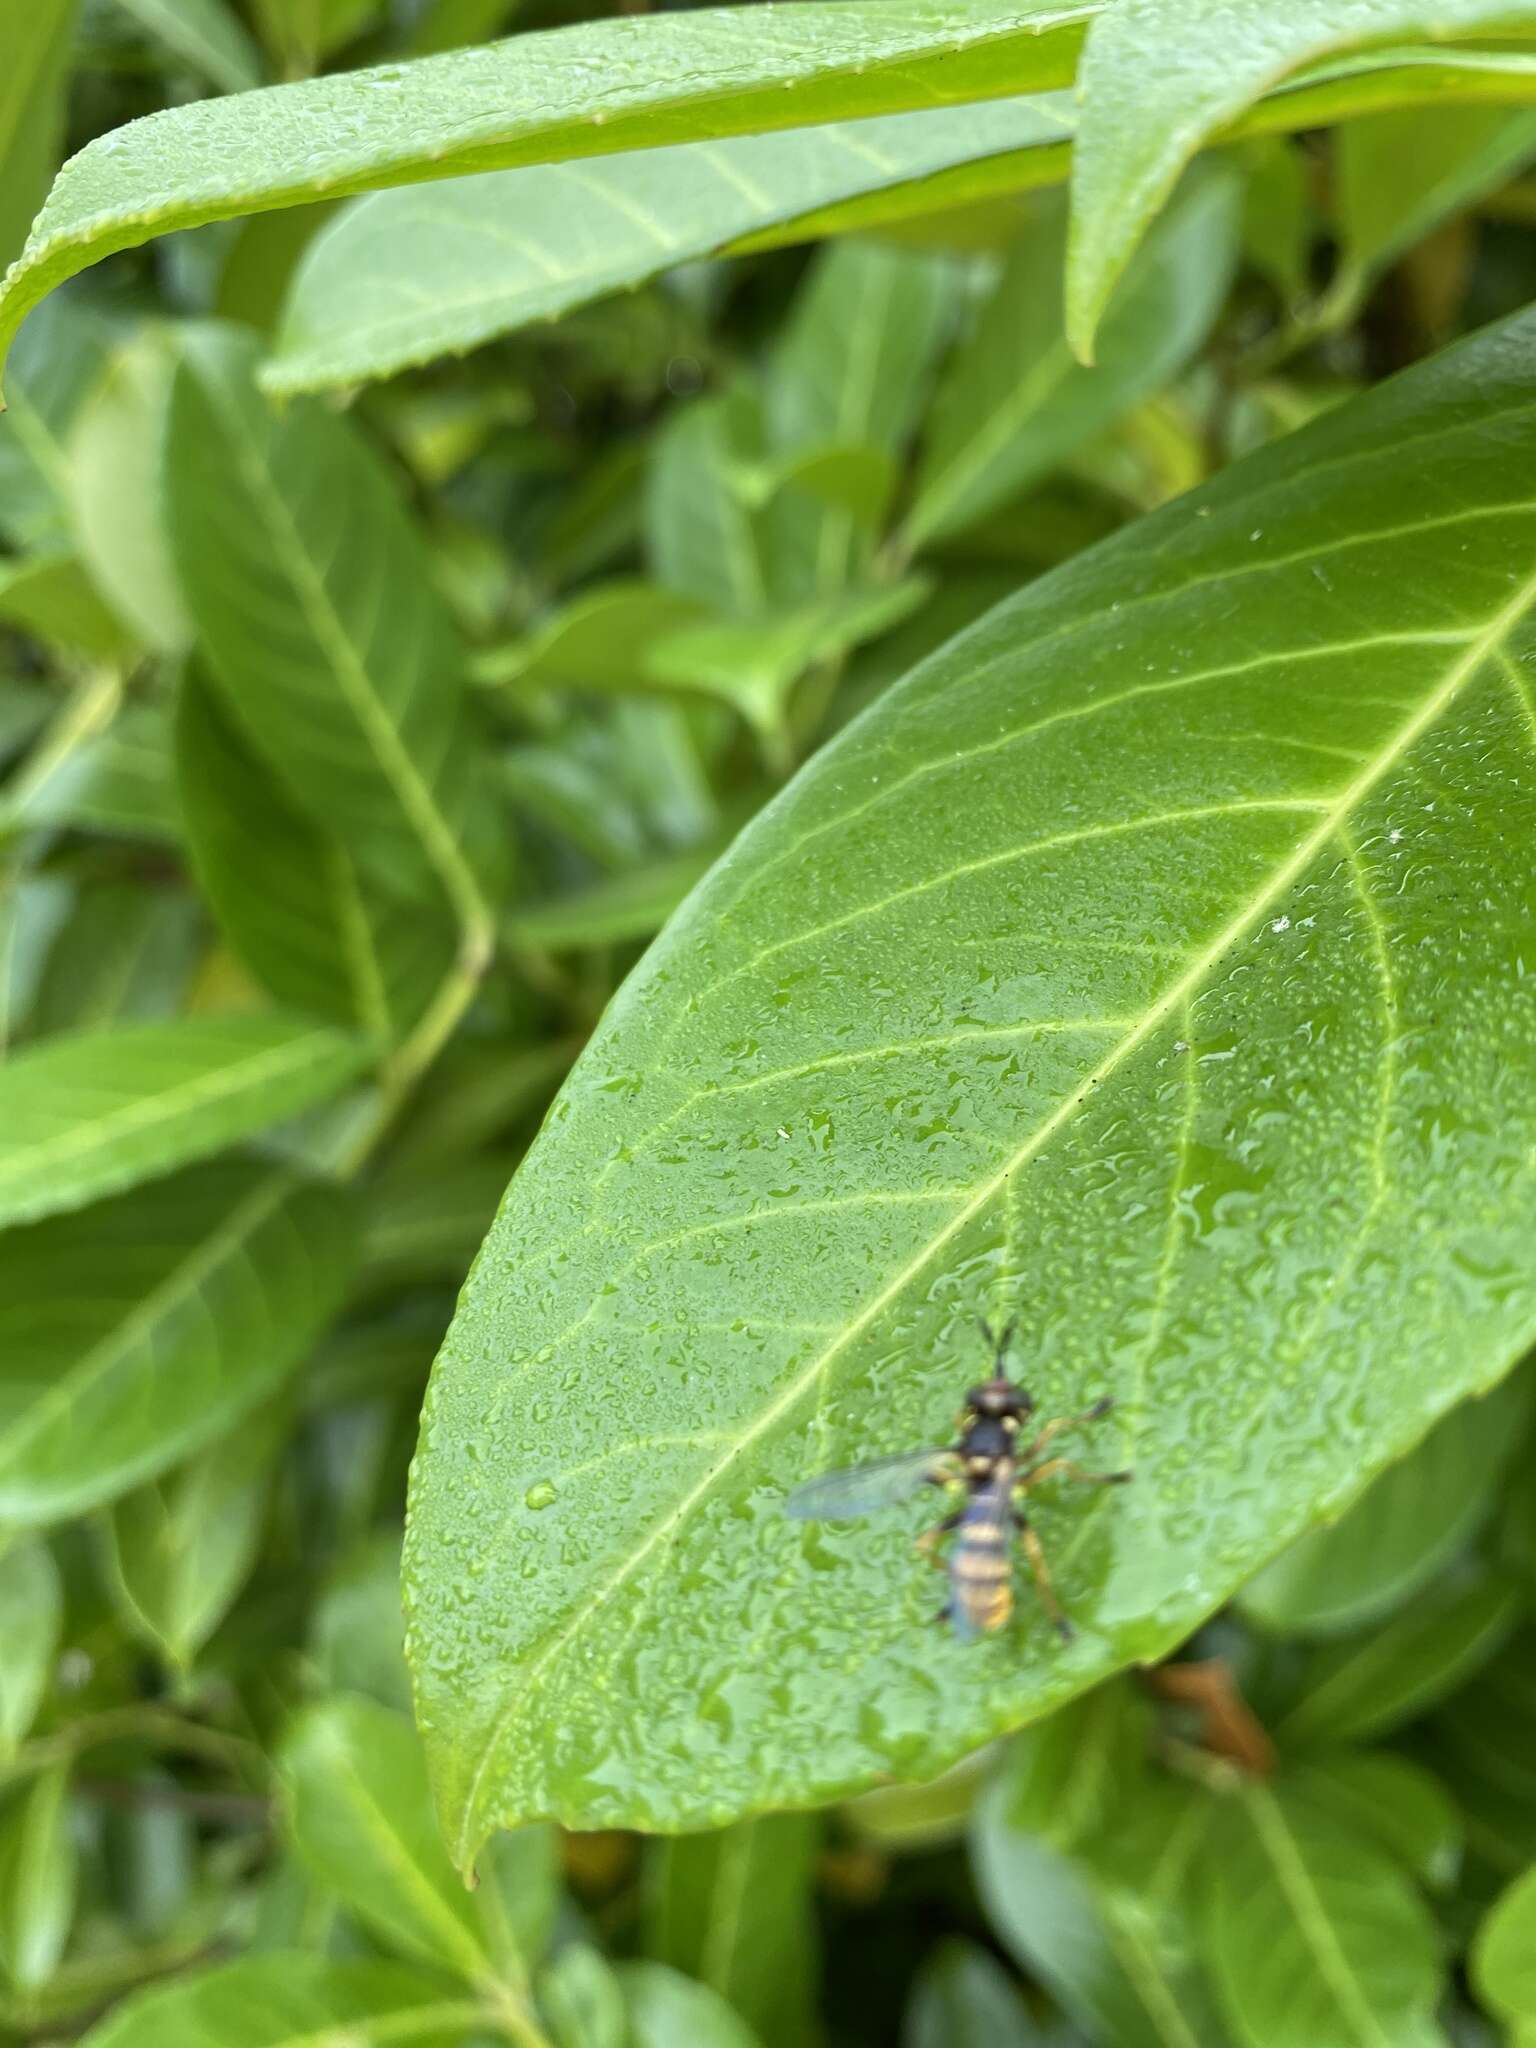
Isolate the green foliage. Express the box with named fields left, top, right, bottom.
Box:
left=5, top=4, right=1536, bottom=2044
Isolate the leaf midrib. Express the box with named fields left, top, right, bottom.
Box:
left=0, top=1024, right=346, bottom=1209
left=455, top=457, right=1536, bottom=1859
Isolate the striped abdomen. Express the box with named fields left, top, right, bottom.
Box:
left=949, top=1475, right=1014, bottom=1639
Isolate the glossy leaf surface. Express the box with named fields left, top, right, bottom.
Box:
left=1067, top=0, right=1536, bottom=357
left=408, top=308, right=1536, bottom=1854
left=0, top=1012, right=368, bottom=1228
left=268, top=98, right=1074, bottom=396
left=0, top=1161, right=354, bottom=1524
left=0, top=2, right=1092, bottom=383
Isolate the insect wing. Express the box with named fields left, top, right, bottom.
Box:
left=784, top=1447, right=955, bottom=1521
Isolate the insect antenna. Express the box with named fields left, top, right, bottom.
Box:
left=991, top=1316, right=1019, bottom=1371
left=976, top=1316, right=996, bottom=1352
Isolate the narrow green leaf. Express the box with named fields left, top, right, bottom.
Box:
left=406, top=304, right=1536, bottom=1851
left=1335, top=104, right=1536, bottom=308
left=267, top=99, right=1076, bottom=397
left=1276, top=1575, right=1521, bottom=1751
left=1427, top=1627, right=1536, bottom=1873
left=111, top=0, right=265, bottom=94
left=311, top=1531, right=412, bottom=1712
left=1472, top=1863, right=1536, bottom=2024
left=103, top=1406, right=285, bottom=1668
left=1288, top=1754, right=1462, bottom=1891
left=0, top=0, right=76, bottom=272
left=0, top=1540, right=60, bottom=1756
left=65, top=327, right=190, bottom=656
left=482, top=582, right=709, bottom=695
left=9, top=702, right=182, bottom=846
left=905, top=167, right=1238, bottom=549
left=0, top=553, right=132, bottom=663
left=540, top=1943, right=627, bottom=2048
left=0, top=877, right=72, bottom=1052
left=164, top=325, right=493, bottom=929
left=175, top=673, right=456, bottom=1042
left=0, top=300, right=112, bottom=555
left=0, top=1766, right=75, bottom=1993
left=905, top=1940, right=1059, bottom=2048
left=1239, top=138, right=1311, bottom=304
left=1241, top=1378, right=1529, bottom=1635
left=283, top=1693, right=553, bottom=1990
left=0, top=1012, right=368, bottom=1228
left=77, top=1953, right=482, bottom=2048
left=1067, top=0, right=1536, bottom=359
left=359, top=1151, right=514, bottom=1297
left=29, top=884, right=200, bottom=1038
left=647, top=386, right=775, bottom=619
left=0, top=2, right=1095, bottom=386
left=1199, top=1784, right=1443, bottom=2048
left=645, top=1815, right=819, bottom=2048
left=618, top=1962, right=764, bottom=2048
left=507, top=848, right=717, bottom=953
left=0, top=1159, right=355, bottom=1524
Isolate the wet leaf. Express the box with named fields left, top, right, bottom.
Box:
left=406, top=305, right=1536, bottom=1853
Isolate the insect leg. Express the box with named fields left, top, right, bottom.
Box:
left=916, top=1510, right=965, bottom=1568
left=1017, top=1520, right=1073, bottom=1643
left=1025, top=1457, right=1133, bottom=1488
left=1022, top=1396, right=1115, bottom=1461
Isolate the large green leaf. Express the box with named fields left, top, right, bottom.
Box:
left=0, top=1160, right=354, bottom=1524
left=0, top=2, right=1093, bottom=385
left=164, top=325, right=491, bottom=932
left=406, top=305, right=1536, bottom=1856
left=0, top=0, right=77, bottom=272
left=0, top=1012, right=368, bottom=1228
left=1066, top=0, right=1536, bottom=358
left=1199, top=1786, right=1443, bottom=2048
left=77, top=1954, right=481, bottom=2048
left=267, top=98, right=1075, bottom=397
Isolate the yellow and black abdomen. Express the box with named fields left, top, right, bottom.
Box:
left=948, top=1476, right=1015, bottom=1640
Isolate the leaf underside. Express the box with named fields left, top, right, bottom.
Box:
left=405, top=309, right=1536, bottom=1860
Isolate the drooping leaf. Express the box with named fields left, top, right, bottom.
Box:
left=267, top=99, right=1076, bottom=397
left=540, top=1943, right=627, bottom=2048
left=1275, top=1574, right=1521, bottom=1750
left=0, top=1012, right=368, bottom=1228
left=1066, top=0, right=1536, bottom=359
left=0, top=2, right=1096, bottom=385
left=0, top=0, right=77, bottom=272
left=0, top=1539, right=60, bottom=1756
left=175, top=674, right=457, bottom=1042
left=1241, top=1377, right=1529, bottom=1635
left=102, top=1405, right=286, bottom=1669
left=0, top=1159, right=355, bottom=1524
left=644, top=1814, right=820, bottom=2048
left=111, top=0, right=265, bottom=95
left=618, top=1962, right=764, bottom=2048
left=76, top=1954, right=480, bottom=2048
left=1472, top=1862, right=1536, bottom=2026
left=406, top=304, right=1536, bottom=1852
left=1199, top=1784, right=1444, bottom=2048
left=0, top=1766, right=75, bottom=1993
left=164, top=325, right=493, bottom=932
left=904, top=165, right=1238, bottom=549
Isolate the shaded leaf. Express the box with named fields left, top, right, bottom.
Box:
left=76, top=1953, right=480, bottom=2048
left=102, top=1405, right=286, bottom=1668
left=618, top=1961, right=763, bottom=2048
left=905, top=1940, right=1062, bottom=2048
left=540, top=1942, right=627, bottom=2048
left=406, top=301, right=1536, bottom=1849
left=0, top=299, right=112, bottom=553
left=0, top=1540, right=60, bottom=1757
left=905, top=166, right=1238, bottom=548
left=267, top=99, right=1075, bottom=397
left=0, top=551, right=132, bottom=662
left=1199, top=1784, right=1443, bottom=2048
left=507, top=847, right=717, bottom=953
left=1276, top=1575, right=1520, bottom=1751
left=0, top=2, right=1091, bottom=379
left=29, top=884, right=200, bottom=1039
left=164, top=325, right=494, bottom=928
left=0, top=1766, right=75, bottom=1994
left=0, top=1159, right=355, bottom=1523
left=645, top=1814, right=819, bottom=2048
left=7, top=701, right=183, bottom=845
left=0, top=1011, right=368, bottom=1228
left=175, top=673, right=456, bottom=1042
left=1241, top=1378, right=1529, bottom=1636
left=112, top=0, right=265, bottom=94
left=1289, top=1753, right=1462, bottom=1891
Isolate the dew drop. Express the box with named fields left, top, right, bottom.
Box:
left=525, top=1479, right=559, bottom=1511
